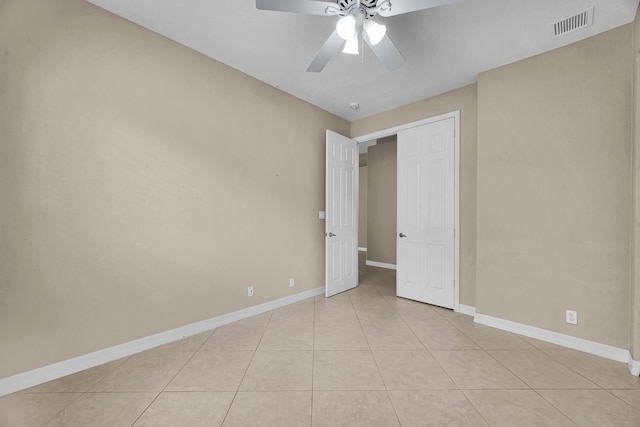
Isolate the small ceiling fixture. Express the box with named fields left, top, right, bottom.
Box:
left=349, top=102, right=360, bottom=110
left=256, top=0, right=463, bottom=72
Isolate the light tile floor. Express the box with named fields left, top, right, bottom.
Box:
left=3, top=253, right=640, bottom=426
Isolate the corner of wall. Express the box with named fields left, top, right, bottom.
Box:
left=630, top=4, right=640, bottom=361
left=476, top=24, right=634, bottom=350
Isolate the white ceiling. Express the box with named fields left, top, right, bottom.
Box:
left=86, top=0, right=639, bottom=121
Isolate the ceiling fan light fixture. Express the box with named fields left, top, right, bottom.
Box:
left=336, top=15, right=356, bottom=40
left=364, top=20, right=386, bottom=45
left=342, top=35, right=359, bottom=54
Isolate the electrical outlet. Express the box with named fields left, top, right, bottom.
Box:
left=289, top=277, right=295, bottom=288
left=566, top=310, right=577, bottom=324
left=248, top=286, right=254, bottom=297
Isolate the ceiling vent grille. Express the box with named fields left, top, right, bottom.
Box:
left=553, top=7, right=594, bottom=37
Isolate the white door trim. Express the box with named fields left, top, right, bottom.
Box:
left=354, top=111, right=461, bottom=312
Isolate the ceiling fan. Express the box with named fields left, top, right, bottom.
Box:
left=256, top=0, right=462, bottom=72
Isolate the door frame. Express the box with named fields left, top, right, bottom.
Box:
left=353, top=110, right=461, bottom=312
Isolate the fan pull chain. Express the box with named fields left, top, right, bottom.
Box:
left=361, top=20, right=364, bottom=64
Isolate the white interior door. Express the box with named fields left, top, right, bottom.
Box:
left=397, top=118, right=455, bottom=308
left=325, top=130, right=358, bottom=297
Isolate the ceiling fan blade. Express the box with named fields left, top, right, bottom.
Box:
left=307, top=31, right=344, bottom=72
left=256, top=0, right=338, bottom=16
left=364, top=34, right=405, bottom=71
left=377, top=0, right=463, bottom=17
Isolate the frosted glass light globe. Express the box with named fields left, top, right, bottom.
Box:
left=364, top=20, right=386, bottom=46
left=336, top=15, right=356, bottom=40
left=342, top=35, right=359, bottom=55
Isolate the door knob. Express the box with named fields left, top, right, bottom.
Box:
left=327, top=232, right=336, bottom=237
left=399, top=233, right=407, bottom=238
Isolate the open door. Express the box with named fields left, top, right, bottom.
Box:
left=325, top=130, right=359, bottom=297
left=397, top=118, right=456, bottom=308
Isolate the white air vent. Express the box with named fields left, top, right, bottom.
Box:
left=553, top=7, right=594, bottom=37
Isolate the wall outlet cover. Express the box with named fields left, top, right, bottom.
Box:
left=566, top=310, right=577, bottom=324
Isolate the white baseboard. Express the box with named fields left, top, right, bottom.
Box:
left=457, top=304, right=476, bottom=317
left=365, top=260, right=396, bottom=270
left=0, top=286, right=324, bottom=397
left=628, top=355, right=640, bottom=376
left=358, top=247, right=367, bottom=252
left=474, top=312, right=637, bottom=372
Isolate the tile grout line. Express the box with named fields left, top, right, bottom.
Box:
left=423, top=346, right=466, bottom=392
left=383, top=284, right=533, bottom=401
left=471, top=345, right=604, bottom=424
left=538, top=348, right=615, bottom=391
left=457, top=389, right=494, bottom=427
left=218, top=310, right=275, bottom=426
left=348, top=287, right=405, bottom=427
left=128, top=329, right=217, bottom=426
left=36, top=389, right=86, bottom=427
left=530, top=388, right=582, bottom=426
left=508, top=347, right=602, bottom=389
left=358, top=261, right=589, bottom=426
left=127, top=392, right=162, bottom=426
left=441, top=316, right=589, bottom=393
left=558, top=386, right=640, bottom=420
left=447, top=319, right=636, bottom=412
left=34, top=355, right=135, bottom=425
left=600, top=389, right=640, bottom=414
left=479, top=347, right=534, bottom=391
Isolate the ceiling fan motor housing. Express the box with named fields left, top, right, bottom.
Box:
left=338, top=0, right=380, bottom=20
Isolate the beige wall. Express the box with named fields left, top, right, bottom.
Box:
left=366, top=141, right=397, bottom=265
left=351, top=85, right=478, bottom=306
left=2, top=0, right=638, bottom=383
left=0, top=0, right=348, bottom=378
left=358, top=166, right=368, bottom=249
left=632, top=9, right=640, bottom=358
left=476, top=25, right=633, bottom=348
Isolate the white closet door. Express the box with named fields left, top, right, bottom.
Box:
left=397, top=118, right=455, bottom=308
